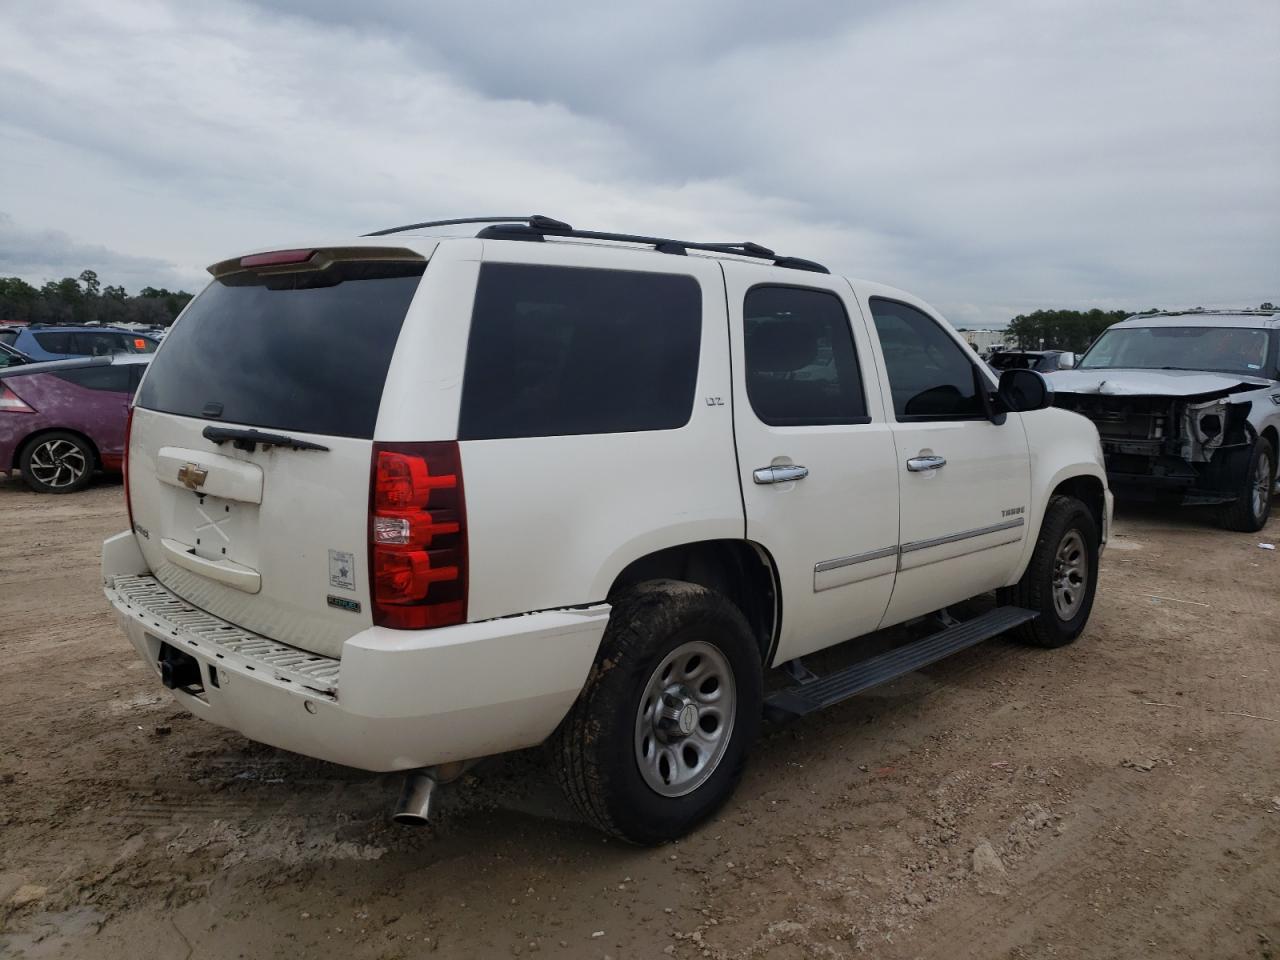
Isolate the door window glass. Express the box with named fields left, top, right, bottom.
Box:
left=870, top=298, right=984, bottom=419
left=743, top=286, right=867, bottom=426
left=34, top=332, right=74, bottom=354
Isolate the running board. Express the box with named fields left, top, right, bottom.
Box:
left=765, top=606, right=1039, bottom=719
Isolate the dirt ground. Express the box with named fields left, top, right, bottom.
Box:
left=0, top=474, right=1276, bottom=960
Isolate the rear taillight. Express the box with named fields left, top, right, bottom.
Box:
left=369, top=442, right=467, bottom=629
left=123, top=405, right=135, bottom=531
left=0, top=384, right=34, bottom=413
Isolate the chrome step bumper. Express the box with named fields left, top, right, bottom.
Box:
left=108, top=574, right=341, bottom=697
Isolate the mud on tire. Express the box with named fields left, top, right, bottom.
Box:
left=551, top=579, right=763, bottom=845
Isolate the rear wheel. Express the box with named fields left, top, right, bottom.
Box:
left=1218, top=436, right=1274, bottom=532
left=1005, top=495, right=1100, bottom=648
left=552, top=580, right=762, bottom=844
left=20, top=431, right=94, bottom=494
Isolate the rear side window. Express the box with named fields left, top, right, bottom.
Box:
left=0, top=330, right=16, bottom=346
left=74, top=331, right=128, bottom=356
left=137, top=261, right=424, bottom=439
left=54, top=364, right=134, bottom=393
left=459, top=263, right=702, bottom=440
left=870, top=298, right=985, bottom=420
left=34, top=332, right=74, bottom=354
left=743, top=285, right=867, bottom=426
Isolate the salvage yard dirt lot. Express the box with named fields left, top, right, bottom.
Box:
left=1, top=476, right=1277, bottom=960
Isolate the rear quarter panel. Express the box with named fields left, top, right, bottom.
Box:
left=0, top=372, right=130, bottom=469
left=377, top=240, right=745, bottom=621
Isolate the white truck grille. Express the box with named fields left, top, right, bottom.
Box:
left=109, top=575, right=341, bottom=696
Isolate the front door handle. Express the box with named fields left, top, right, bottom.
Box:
left=906, top=455, right=947, bottom=472
left=753, top=464, right=809, bottom=484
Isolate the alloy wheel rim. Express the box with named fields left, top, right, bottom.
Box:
left=28, top=439, right=88, bottom=489
left=634, top=640, right=736, bottom=798
left=1051, top=529, right=1088, bottom=621
left=1253, top=451, right=1271, bottom=518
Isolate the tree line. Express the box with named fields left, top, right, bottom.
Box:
left=1005, top=304, right=1277, bottom=352
left=0, top=270, right=193, bottom=328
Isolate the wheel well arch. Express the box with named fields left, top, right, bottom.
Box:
left=607, top=539, right=781, bottom=665
left=1049, top=473, right=1106, bottom=533
left=14, top=428, right=102, bottom=472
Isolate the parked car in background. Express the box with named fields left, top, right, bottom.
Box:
left=1, top=354, right=148, bottom=493
left=988, top=349, right=1076, bottom=374
left=4, top=325, right=159, bottom=362
left=102, top=215, right=1109, bottom=843
left=1053, top=310, right=1279, bottom=531
left=0, top=342, right=33, bottom=368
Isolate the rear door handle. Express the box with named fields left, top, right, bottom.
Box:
left=753, top=464, right=809, bottom=484
left=906, top=455, right=947, bottom=472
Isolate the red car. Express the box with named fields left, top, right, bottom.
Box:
left=0, top=354, right=148, bottom=493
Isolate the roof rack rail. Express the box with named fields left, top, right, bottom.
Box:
left=1135, top=308, right=1279, bottom=319
left=362, top=215, right=829, bottom=273
left=363, top=215, right=570, bottom=238
left=468, top=217, right=829, bottom=273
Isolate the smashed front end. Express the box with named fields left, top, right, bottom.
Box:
left=1054, top=390, right=1255, bottom=504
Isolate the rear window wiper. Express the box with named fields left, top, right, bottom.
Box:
left=202, top=425, right=330, bottom=453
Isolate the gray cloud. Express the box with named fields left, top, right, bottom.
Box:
left=0, top=0, right=1276, bottom=324
left=0, top=212, right=193, bottom=293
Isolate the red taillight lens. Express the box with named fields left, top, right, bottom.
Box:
left=123, top=405, right=135, bottom=530
left=0, top=384, right=34, bottom=413
left=369, top=441, right=467, bottom=629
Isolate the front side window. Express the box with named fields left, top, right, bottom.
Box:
left=743, top=285, right=867, bottom=426
left=870, top=298, right=984, bottom=419
left=459, top=263, right=702, bottom=440
left=1079, top=326, right=1272, bottom=379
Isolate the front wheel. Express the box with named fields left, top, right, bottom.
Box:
left=1219, top=436, right=1274, bottom=533
left=1004, top=495, right=1100, bottom=648
left=551, top=580, right=763, bottom=844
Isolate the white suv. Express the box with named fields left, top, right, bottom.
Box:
left=103, top=216, right=1111, bottom=844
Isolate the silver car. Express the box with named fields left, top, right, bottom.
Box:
left=1051, top=310, right=1279, bottom=531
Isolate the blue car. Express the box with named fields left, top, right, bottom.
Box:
left=0, top=325, right=160, bottom=362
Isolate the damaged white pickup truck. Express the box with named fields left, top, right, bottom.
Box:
left=1052, top=310, right=1279, bottom=531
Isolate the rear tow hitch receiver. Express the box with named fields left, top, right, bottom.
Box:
left=158, top=642, right=203, bottom=692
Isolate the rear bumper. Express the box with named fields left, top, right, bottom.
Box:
left=102, top=531, right=609, bottom=772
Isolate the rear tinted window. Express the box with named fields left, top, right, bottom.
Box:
left=459, top=263, right=701, bottom=440
left=137, top=261, right=424, bottom=439
left=0, top=330, right=16, bottom=346
left=73, top=331, right=128, bottom=356
left=55, top=364, right=134, bottom=393
left=35, top=332, right=74, bottom=353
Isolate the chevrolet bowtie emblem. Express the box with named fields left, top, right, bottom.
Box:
left=177, top=463, right=208, bottom=490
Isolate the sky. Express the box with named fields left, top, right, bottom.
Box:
left=1, top=1, right=1277, bottom=328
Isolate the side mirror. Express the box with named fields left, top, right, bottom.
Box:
left=1058, top=352, right=1076, bottom=370
left=998, top=368, right=1054, bottom=412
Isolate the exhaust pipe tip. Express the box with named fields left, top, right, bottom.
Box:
left=393, top=770, right=438, bottom=826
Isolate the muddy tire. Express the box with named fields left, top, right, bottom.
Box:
left=1004, top=495, right=1100, bottom=648
left=1218, top=436, right=1274, bottom=533
left=19, top=431, right=95, bottom=494
left=551, top=580, right=762, bottom=845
